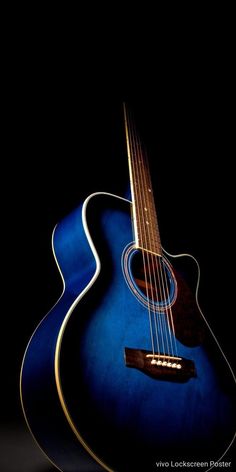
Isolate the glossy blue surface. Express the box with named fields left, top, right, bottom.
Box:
left=59, top=195, right=235, bottom=471
left=21, top=193, right=236, bottom=472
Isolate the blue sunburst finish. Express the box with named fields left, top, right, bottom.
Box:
left=21, top=193, right=236, bottom=472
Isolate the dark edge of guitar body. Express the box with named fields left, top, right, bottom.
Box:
left=20, top=192, right=236, bottom=472
left=20, top=195, right=106, bottom=472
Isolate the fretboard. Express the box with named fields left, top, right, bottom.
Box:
left=123, top=104, right=162, bottom=257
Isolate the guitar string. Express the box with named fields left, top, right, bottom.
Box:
left=144, top=147, right=177, bottom=356
left=124, top=105, right=156, bottom=356
left=129, top=110, right=171, bottom=358
left=126, top=105, right=178, bottom=359
left=141, top=151, right=174, bottom=355
left=138, top=142, right=172, bottom=358
left=127, top=107, right=167, bottom=358
left=134, top=137, right=166, bottom=357
left=161, top=255, right=178, bottom=356
left=127, top=108, right=159, bottom=355
left=130, top=117, right=162, bottom=356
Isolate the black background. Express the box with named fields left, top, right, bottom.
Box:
left=1, top=13, right=235, bottom=472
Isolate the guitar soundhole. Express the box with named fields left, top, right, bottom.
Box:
left=122, top=243, right=177, bottom=312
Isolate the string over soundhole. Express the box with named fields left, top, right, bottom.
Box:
left=122, top=243, right=177, bottom=312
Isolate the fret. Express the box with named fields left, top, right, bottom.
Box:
left=124, top=104, right=162, bottom=257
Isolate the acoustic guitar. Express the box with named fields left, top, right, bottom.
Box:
left=20, top=104, right=235, bottom=471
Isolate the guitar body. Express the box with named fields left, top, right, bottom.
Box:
left=21, top=192, right=235, bottom=472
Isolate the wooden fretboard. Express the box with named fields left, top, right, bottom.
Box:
left=123, top=104, right=162, bottom=257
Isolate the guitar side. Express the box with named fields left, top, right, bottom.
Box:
left=20, top=193, right=112, bottom=472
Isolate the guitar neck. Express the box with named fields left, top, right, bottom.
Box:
left=123, top=104, right=162, bottom=257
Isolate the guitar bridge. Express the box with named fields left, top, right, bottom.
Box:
left=124, top=347, right=196, bottom=382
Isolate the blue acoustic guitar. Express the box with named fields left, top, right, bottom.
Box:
left=20, top=104, right=235, bottom=471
